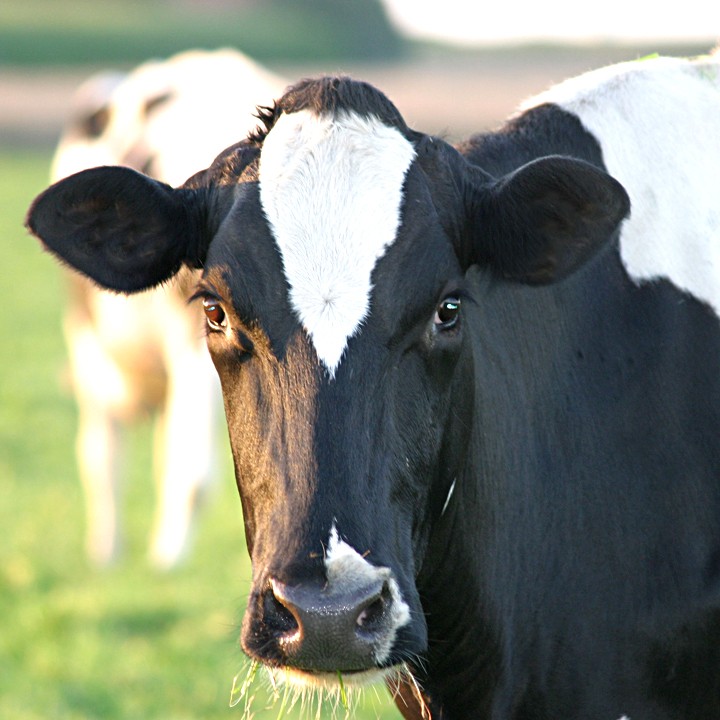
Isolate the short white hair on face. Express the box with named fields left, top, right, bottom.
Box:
left=259, top=108, right=416, bottom=377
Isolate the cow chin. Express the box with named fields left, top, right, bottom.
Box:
left=272, top=664, right=395, bottom=690
left=259, top=663, right=432, bottom=719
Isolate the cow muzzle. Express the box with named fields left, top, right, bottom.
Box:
left=242, top=530, right=413, bottom=679
left=270, top=576, right=398, bottom=671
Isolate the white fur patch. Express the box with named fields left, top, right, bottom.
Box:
left=523, top=54, right=720, bottom=316
left=259, top=109, right=416, bottom=375
left=325, top=524, right=411, bottom=664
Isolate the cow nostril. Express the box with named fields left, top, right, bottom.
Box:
left=356, top=581, right=391, bottom=633
left=262, top=585, right=299, bottom=636
left=248, top=576, right=406, bottom=672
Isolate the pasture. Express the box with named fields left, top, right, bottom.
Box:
left=0, top=148, right=401, bottom=718
left=2, top=32, right=714, bottom=718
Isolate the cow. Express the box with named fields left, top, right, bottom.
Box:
left=27, top=52, right=720, bottom=718
left=50, top=48, right=286, bottom=567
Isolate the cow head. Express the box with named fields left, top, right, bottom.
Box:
left=27, top=77, right=628, bottom=694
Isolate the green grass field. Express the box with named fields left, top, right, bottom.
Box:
left=0, top=149, right=401, bottom=718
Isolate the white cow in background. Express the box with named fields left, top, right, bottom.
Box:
left=52, top=49, right=287, bottom=568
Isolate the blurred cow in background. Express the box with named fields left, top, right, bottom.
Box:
left=52, top=48, right=286, bottom=568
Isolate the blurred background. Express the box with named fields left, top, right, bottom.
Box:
left=1, top=1, right=717, bottom=718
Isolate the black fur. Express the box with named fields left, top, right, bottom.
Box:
left=249, top=75, right=411, bottom=145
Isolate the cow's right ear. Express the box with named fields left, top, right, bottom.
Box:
left=26, top=166, right=208, bottom=293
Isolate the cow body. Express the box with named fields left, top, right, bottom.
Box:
left=51, top=49, right=286, bottom=567
left=28, top=53, right=720, bottom=717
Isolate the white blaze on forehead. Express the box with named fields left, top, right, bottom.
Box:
left=325, top=524, right=411, bottom=664
left=259, top=109, right=416, bottom=375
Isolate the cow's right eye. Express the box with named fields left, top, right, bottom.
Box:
left=202, top=298, right=227, bottom=330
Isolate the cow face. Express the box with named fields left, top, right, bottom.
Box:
left=27, top=77, right=629, bottom=689
left=193, top=127, right=472, bottom=681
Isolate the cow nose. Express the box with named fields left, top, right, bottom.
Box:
left=260, top=576, right=395, bottom=671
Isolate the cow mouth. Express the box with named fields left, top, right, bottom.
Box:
left=270, top=664, right=393, bottom=690
left=262, top=663, right=432, bottom=718
left=231, top=662, right=392, bottom=713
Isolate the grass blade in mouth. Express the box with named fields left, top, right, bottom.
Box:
left=275, top=675, right=291, bottom=720
left=337, top=670, right=349, bottom=710
left=229, top=659, right=259, bottom=709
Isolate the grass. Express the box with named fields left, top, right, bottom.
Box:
left=0, top=147, right=401, bottom=718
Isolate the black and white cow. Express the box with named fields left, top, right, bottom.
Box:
left=28, top=53, right=720, bottom=719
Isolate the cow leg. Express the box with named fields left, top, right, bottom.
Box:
left=64, top=314, right=125, bottom=566
left=75, top=402, right=122, bottom=566
left=148, top=348, right=219, bottom=569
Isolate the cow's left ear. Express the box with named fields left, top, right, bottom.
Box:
left=26, top=166, right=208, bottom=293
left=468, top=156, right=630, bottom=284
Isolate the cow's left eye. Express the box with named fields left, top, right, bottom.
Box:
left=202, top=297, right=227, bottom=330
left=434, top=296, right=461, bottom=330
